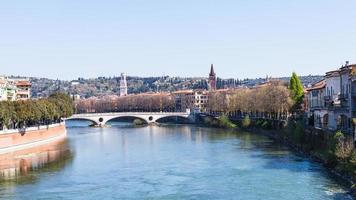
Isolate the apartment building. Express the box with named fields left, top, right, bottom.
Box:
left=307, top=62, right=356, bottom=139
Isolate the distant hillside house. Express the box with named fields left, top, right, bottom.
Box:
left=0, top=76, right=31, bottom=101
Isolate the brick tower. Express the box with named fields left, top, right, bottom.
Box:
left=208, top=64, right=217, bottom=90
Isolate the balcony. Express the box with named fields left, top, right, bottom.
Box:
left=16, top=90, right=29, bottom=95
left=339, top=93, right=349, bottom=100
left=324, top=96, right=332, bottom=101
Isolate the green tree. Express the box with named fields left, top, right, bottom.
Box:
left=0, top=92, right=74, bottom=130
left=289, top=72, right=304, bottom=102
left=289, top=72, right=304, bottom=104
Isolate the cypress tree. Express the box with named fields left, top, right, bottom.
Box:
left=289, top=72, right=304, bottom=104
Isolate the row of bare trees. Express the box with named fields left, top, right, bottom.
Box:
left=75, top=81, right=293, bottom=121
left=207, top=81, right=293, bottom=120
left=75, top=93, right=175, bottom=113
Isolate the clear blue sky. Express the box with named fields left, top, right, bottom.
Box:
left=1, top=0, right=356, bottom=80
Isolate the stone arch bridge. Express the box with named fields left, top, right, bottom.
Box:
left=66, top=112, right=191, bottom=126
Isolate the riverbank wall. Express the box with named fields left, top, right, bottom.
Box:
left=0, top=123, right=67, bottom=154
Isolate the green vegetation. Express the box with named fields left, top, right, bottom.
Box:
left=280, top=124, right=356, bottom=180
left=203, top=115, right=236, bottom=128
left=218, top=115, right=237, bottom=128
left=0, top=93, right=73, bottom=130
left=255, top=119, right=272, bottom=130
left=133, top=119, right=146, bottom=126
left=289, top=72, right=304, bottom=106
left=241, top=115, right=251, bottom=128
left=250, top=117, right=356, bottom=181
left=331, top=131, right=355, bottom=178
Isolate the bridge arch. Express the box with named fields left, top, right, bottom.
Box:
left=105, top=116, right=149, bottom=125
left=155, top=115, right=190, bottom=123
left=66, top=117, right=99, bottom=126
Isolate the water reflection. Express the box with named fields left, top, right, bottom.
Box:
left=0, top=138, right=72, bottom=182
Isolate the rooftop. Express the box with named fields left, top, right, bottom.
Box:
left=16, top=81, right=32, bottom=87
left=306, top=79, right=326, bottom=91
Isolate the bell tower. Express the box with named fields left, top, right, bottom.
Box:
left=119, top=73, right=128, bottom=96
left=208, top=64, right=217, bottom=90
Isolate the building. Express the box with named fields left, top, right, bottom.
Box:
left=193, top=90, right=209, bottom=112
left=15, top=80, right=31, bottom=100
left=307, top=80, right=328, bottom=128
left=0, top=76, right=31, bottom=101
left=208, top=64, right=217, bottom=91
left=6, top=85, right=17, bottom=101
left=172, top=89, right=209, bottom=112
left=0, top=78, right=7, bottom=101
left=119, top=73, right=128, bottom=97
left=172, top=90, right=193, bottom=112
left=70, top=94, right=81, bottom=101
left=307, top=61, right=356, bottom=140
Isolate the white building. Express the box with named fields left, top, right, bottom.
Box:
left=0, top=76, right=31, bottom=101
left=307, top=80, right=328, bottom=129
left=15, top=80, right=31, bottom=100
left=307, top=62, right=356, bottom=140
left=0, top=77, right=8, bottom=101
left=119, top=73, right=128, bottom=97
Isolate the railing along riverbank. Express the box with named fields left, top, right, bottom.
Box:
left=0, top=122, right=65, bottom=135
left=0, top=122, right=67, bottom=155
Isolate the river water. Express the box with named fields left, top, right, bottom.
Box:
left=0, top=121, right=353, bottom=200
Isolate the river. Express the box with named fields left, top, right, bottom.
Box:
left=0, top=121, right=353, bottom=200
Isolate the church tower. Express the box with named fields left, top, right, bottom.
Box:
left=119, top=73, right=128, bottom=97
left=208, top=64, right=217, bottom=90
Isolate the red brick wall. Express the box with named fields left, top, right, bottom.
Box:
left=0, top=125, right=66, bottom=149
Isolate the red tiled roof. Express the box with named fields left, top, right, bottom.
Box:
left=306, top=80, right=325, bottom=91
left=16, top=81, right=31, bottom=86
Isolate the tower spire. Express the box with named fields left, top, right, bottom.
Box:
left=209, top=64, right=215, bottom=76
left=208, top=64, right=217, bottom=90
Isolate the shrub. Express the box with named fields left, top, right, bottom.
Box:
left=333, top=131, right=353, bottom=163
left=261, top=120, right=271, bottom=129
left=133, top=119, right=145, bottom=126
left=256, top=120, right=263, bottom=127
left=242, top=115, right=251, bottom=128
left=218, top=115, right=237, bottom=128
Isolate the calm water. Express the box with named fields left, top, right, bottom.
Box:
left=0, top=121, right=353, bottom=200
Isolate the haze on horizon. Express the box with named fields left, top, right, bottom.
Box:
left=1, top=0, right=356, bottom=80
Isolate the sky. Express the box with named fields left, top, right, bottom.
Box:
left=0, top=0, right=356, bottom=80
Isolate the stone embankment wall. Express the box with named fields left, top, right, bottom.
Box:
left=0, top=123, right=66, bottom=150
